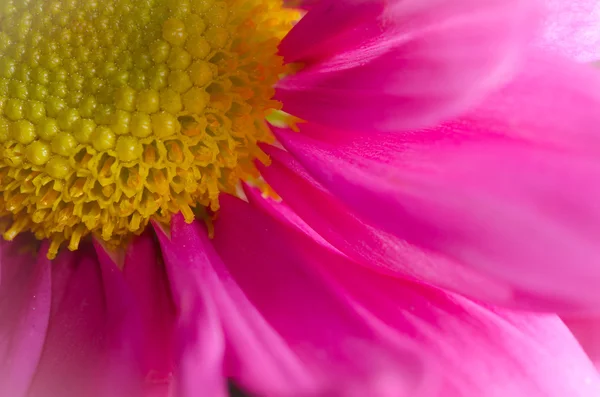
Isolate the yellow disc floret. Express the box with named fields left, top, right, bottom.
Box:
left=0, top=0, right=299, bottom=258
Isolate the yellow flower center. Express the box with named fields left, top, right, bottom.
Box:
left=0, top=0, right=298, bottom=258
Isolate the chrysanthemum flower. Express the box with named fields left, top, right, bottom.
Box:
left=1, top=0, right=600, bottom=396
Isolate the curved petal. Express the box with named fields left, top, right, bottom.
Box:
left=212, top=197, right=434, bottom=397
left=156, top=216, right=336, bottom=397
left=455, top=52, right=600, bottom=155
left=215, top=195, right=600, bottom=397
left=157, top=213, right=431, bottom=397
left=123, top=232, right=176, bottom=396
left=25, top=242, right=144, bottom=397
left=276, top=0, right=539, bottom=132
left=273, top=52, right=600, bottom=312
left=563, top=316, right=600, bottom=369
left=537, top=0, right=600, bottom=62
left=242, top=183, right=339, bottom=252
left=257, top=147, right=547, bottom=309
left=0, top=238, right=51, bottom=397
left=153, top=222, right=228, bottom=397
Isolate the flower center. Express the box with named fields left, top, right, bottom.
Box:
left=0, top=0, right=297, bottom=258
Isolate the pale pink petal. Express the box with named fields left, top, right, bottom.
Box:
left=276, top=0, right=539, bottom=132
left=215, top=195, right=600, bottom=396
left=537, top=0, right=600, bottom=62
left=26, top=242, right=144, bottom=397
left=153, top=223, right=228, bottom=397
left=123, top=232, right=176, bottom=396
left=0, top=238, right=51, bottom=397
left=454, top=52, right=600, bottom=155
left=563, top=316, right=600, bottom=369
left=272, top=51, right=600, bottom=312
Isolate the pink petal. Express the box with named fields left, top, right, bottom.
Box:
left=563, top=316, right=600, bottom=369
left=276, top=0, right=539, bottom=132
left=242, top=183, right=339, bottom=252
left=123, top=232, right=176, bottom=396
left=26, top=242, right=144, bottom=397
left=216, top=195, right=600, bottom=396
left=156, top=213, right=432, bottom=396
left=212, top=197, right=434, bottom=397
left=0, top=238, right=51, bottom=397
left=153, top=223, right=228, bottom=397
left=456, top=52, right=600, bottom=155
left=536, top=0, right=600, bottom=62
left=275, top=124, right=600, bottom=310
left=272, top=52, right=600, bottom=312
left=156, top=216, right=329, bottom=397
left=257, top=147, right=527, bottom=308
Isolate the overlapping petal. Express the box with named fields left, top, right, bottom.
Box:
left=257, top=148, right=540, bottom=309
left=0, top=238, right=51, bottom=397
left=123, top=232, right=176, bottom=397
left=3, top=242, right=145, bottom=397
left=276, top=0, right=539, bottom=132
left=156, top=211, right=430, bottom=397
left=271, top=51, right=600, bottom=312
left=563, top=316, right=600, bottom=369
left=214, top=196, right=600, bottom=397
left=153, top=222, right=228, bottom=397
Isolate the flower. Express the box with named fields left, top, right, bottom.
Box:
left=1, top=0, right=600, bottom=396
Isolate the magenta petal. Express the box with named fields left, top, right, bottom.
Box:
left=563, top=316, right=600, bottom=369
left=26, top=242, right=143, bottom=397
left=156, top=216, right=325, bottom=397
left=93, top=244, right=146, bottom=396
left=213, top=197, right=434, bottom=397
left=276, top=0, right=539, bottom=132
left=256, top=147, right=530, bottom=307
left=243, top=183, right=338, bottom=252
left=275, top=123, right=600, bottom=310
left=0, top=239, right=51, bottom=397
left=255, top=147, right=509, bottom=298
left=256, top=154, right=585, bottom=312
left=564, top=316, right=600, bottom=367
left=273, top=51, right=600, bottom=312
left=153, top=222, right=228, bottom=397
left=455, top=52, right=600, bottom=155
left=123, top=232, right=176, bottom=396
left=157, top=214, right=431, bottom=397
left=537, top=0, right=600, bottom=62
left=215, top=195, right=600, bottom=396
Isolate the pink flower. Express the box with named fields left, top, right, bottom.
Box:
left=2, top=0, right=600, bottom=396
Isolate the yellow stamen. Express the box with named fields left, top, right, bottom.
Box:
left=0, top=0, right=299, bottom=258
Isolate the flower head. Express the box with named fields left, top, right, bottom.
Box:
left=2, top=0, right=600, bottom=396
left=0, top=0, right=297, bottom=257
